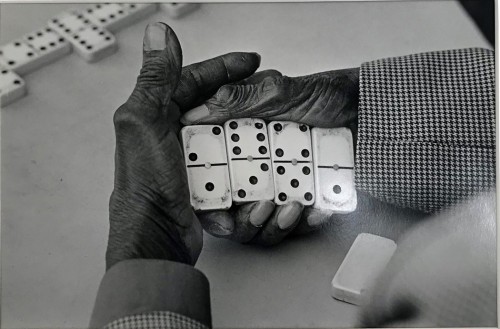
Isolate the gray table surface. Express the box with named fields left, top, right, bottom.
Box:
left=0, top=2, right=491, bottom=328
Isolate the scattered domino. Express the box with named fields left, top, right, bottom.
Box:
left=311, top=127, right=357, bottom=213
left=69, top=25, right=117, bottom=63
left=161, top=3, right=200, bottom=18
left=268, top=121, right=315, bottom=206
left=48, top=11, right=117, bottom=62
left=331, top=233, right=396, bottom=305
left=224, top=118, right=274, bottom=203
left=0, top=25, right=73, bottom=75
left=48, top=10, right=92, bottom=36
left=181, top=125, right=232, bottom=211
left=83, top=3, right=157, bottom=32
left=0, top=66, right=27, bottom=107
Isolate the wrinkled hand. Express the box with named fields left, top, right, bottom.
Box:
left=181, top=68, right=360, bottom=245
left=106, top=22, right=261, bottom=269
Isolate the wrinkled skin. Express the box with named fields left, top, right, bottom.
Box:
left=182, top=68, right=360, bottom=245
left=106, top=22, right=261, bottom=270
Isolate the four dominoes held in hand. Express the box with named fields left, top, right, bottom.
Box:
left=182, top=119, right=357, bottom=214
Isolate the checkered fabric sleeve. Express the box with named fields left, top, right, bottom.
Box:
left=104, top=311, right=208, bottom=329
left=355, top=48, right=495, bottom=213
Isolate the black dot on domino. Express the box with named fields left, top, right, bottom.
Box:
left=27, top=52, right=34, bottom=57
left=40, top=46, right=47, bottom=51
left=233, top=146, right=241, bottom=155
left=256, top=133, right=265, bottom=141
left=301, top=149, right=309, bottom=157
left=87, top=45, right=93, bottom=50
left=290, top=179, right=299, bottom=188
left=249, top=176, right=258, bottom=185
left=14, top=42, right=21, bottom=47
left=37, top=32, right=43, bottom=37
left=13, top=80, right=21, bottom=85
left=100, top=19, right=107, bottom=23
left=49, top=42, right=56, bottom=47
left=260, top=163, right=269, bottom=171
left=231, top=134, right=240, bottom=142
left=255, top=122, right=263, bottom=129
left=212, top=127, right=221, bottom=135
left=277, top=166, right=285, bottom=175
left=304, top=192, right=313, bottom=201
left=205, top=182, right=214, bottom=191
left=110, top=14, right=115, bottom=19
left=278, top=192, right=287, bottom=201
left=188, top=153, right=197, bottom=161
left=1, top=70, right=8, bottom=74
left=259, top=146, right=267, bottom=154
left=302, top=166, right=310, bottom=175
left=238, top=189, right=246, bottom=198
left=8, top=61, right=15, bottom=65
left=27, top=36, right=34, bottom=40
left=333, top=185, right=342, bottom=194
left=276, top=148, right=284, bottom=157
left=273, top=123, right=282, bottom=131
left=229, top=121, right=238, bottom=129
left=299, top=125, right=308, bottom=132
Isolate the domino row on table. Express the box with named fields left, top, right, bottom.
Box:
left=181, top=118, right=357, bottom=213
left=0, top=3, right=200, bottom=107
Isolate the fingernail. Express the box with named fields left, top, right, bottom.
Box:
left=144, top=22, right=168, bottom=51
left=249, top=201, right=274, bottom=227
left=251, top=52, right=261, bottom=66
left=277, top=202, right=303, bottom=230
left=306, top=209, right=330, bottom=227
left=181, top=104, right=211, bottom=125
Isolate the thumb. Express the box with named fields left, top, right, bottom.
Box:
left=128, top=22, right=182, bottom=110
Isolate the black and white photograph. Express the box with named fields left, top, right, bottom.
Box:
left=0, top=1, right=496, bottom=328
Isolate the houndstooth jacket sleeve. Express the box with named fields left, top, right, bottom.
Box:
left=103, top=311, right=208, bottom=329
left=355, top=48, right=495, bottom=213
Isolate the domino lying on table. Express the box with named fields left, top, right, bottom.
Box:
left=181, top=119, right=357, bottom=213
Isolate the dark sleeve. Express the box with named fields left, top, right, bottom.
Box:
left=89, top=259, right=211, bottom=329
left=354, top=48, right=495, bottom=213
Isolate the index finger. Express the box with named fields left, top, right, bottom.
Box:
left=173, top=52, right=261, bottom=111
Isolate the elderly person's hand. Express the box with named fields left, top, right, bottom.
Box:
left=181, top=68, right=360, bottom=245
left=106, top=22, right=261, bottom=269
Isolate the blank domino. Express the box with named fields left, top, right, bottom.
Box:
left=0, top=67, right=27, bottom=107
left=331, top=233, right=396, bottom=305
left=311, top=127, right=357, bottom=213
